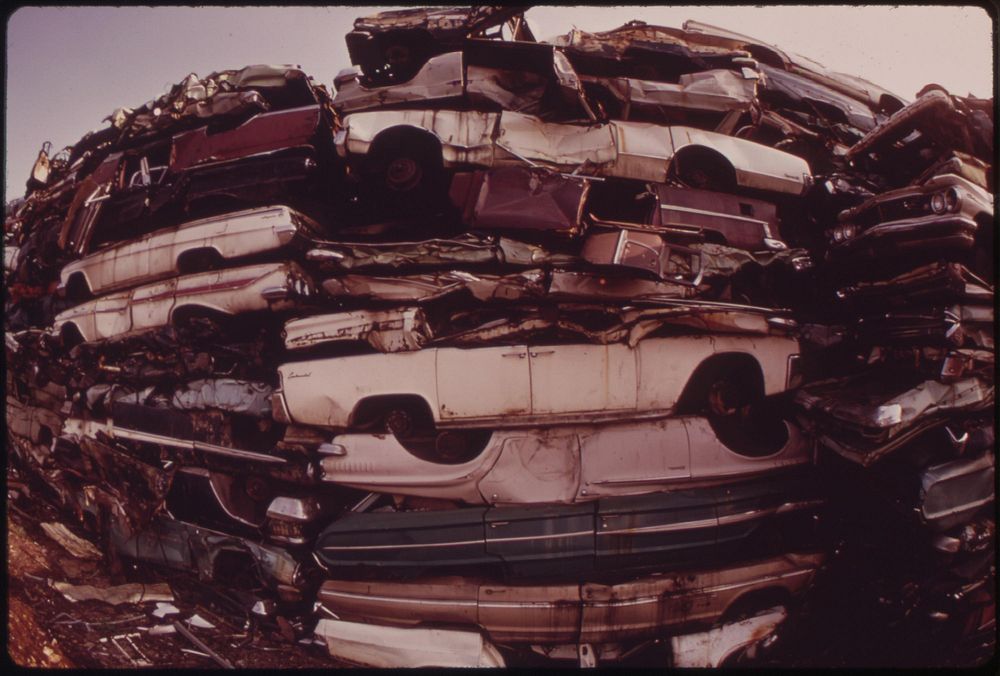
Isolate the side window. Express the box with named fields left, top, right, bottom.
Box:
left=586, top=180, right=656, bottom=225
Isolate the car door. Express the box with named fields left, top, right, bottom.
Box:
left=578, top=419, right=691, bottom=499
left=169, top=214, right=229, bottom=269
left=436, top=345, right=531, bottom=421
left=496, top=111, right=615, bottom=171
left=595, top=490, right=720, bottom=572
left=528, top=343, right=637, bottom=416
left=108, top=230, right=159, bottom=290
left=610, top=121, right=675, bottom=183
left=485, top=501, right=595, bottom=577
left=128, top=277, right=179, bottom=334
left=90, top=292, right=133, bottom=341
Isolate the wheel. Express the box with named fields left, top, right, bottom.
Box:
left=385, top=155, right=424, bottom=193
left=385, top=407, right=422, bottom=440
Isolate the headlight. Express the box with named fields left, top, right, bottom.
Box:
left=830, top=224, right=857, bottom=243
left=944, top=186, right=960, bottom=212
left=930, top=192, right=947, bottom=214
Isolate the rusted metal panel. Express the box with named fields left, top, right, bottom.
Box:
left=170, top=106, right=320, bottom=172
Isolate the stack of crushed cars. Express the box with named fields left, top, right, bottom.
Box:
left=4, top=7, right=994, bottom=668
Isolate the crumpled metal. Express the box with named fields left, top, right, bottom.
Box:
left=170, top=379, right=273, bottom=418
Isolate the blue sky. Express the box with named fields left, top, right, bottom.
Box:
left=5, top=5, right=993, bottom=203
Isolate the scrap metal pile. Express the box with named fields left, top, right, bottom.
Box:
left=5, top=7, right=995, bottom=668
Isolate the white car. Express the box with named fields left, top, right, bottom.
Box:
left=51, top=261, right=314, bottom=345
left=319, top=416, right=810, bottom=504
left=274, top=334, right=801, bottom=431
left=336, top=108, right=812, bottom=196
left=58, top=205, right=323, bottom=299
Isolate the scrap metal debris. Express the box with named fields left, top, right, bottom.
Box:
left=40, top=522, right=103, bottom=560
left=5, top=5, right=994, bottom=669
left=52, top=581, right=175, bottom=606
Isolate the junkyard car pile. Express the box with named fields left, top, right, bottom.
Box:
left=5, top=7, right=994, bottom=668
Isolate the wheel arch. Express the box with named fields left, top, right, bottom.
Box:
left=675, top=351, right=765, bottom=415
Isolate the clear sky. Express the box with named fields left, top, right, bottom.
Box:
left=5, top=5, right=994, bottom=204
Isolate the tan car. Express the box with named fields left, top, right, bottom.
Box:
left=319, top=416, right=810, bottom=504
left=58, top=205, right=323, bottom=300
left=336, top=108, right=813, bottom=197
left=51, top=261, right=314, bottom=345
left=275, top=334, right=801, bottom=432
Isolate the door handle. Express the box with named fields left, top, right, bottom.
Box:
left=529, top=350, right=555, bottom=357
left=502, top=352, right=527, bottom=359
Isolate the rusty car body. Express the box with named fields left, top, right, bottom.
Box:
left=795, top=372, right=993, bottom=466
left=318, top=416, right=809, bottom=504
left=51, top=261, right=314, bottom=345
left=337, top=108, right=813, bottom=196
left=344, top=6, right=535, bottom=84
left=335, top=42, right=595, bottom=121
left=58, top=205, right=326, bottom=299
left=274, top=333, right=801, bottom=432
left=312, top=470, right=822, bottom=577
left=57, top=80, right=337, bottom=259
left=449, top=167, right=790, bottom=252
left=316, top=550, right=823, bottom=644
left=828, top=172, right=993, bottom=264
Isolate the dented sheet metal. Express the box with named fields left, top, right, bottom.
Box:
left=51, top=581, right=174, bottom=605
left=284, top=307, right=432, bottom=352
left=582, top=229, right=704, bottom=283
left=339, top=109, right=812, bottom=194
left=50, top=262, right=313, bottom=344
left=321, top=269, right=547, bottom=304
left=450, top=167, right=590, bottom=236
left=314, top=618, right=506, bottom=668
left=670, top=607, right=787, bottom=668
left=110, top=513, right=304, bottom=591
left=315, top=552, right=823, bottom=644
left=170, top=379, right=273, bottom=418
left=320, top=417, right=808, bottom=504
left=307, top=234, right=560, bottom=271
left=313, top=471, right=821, bottom=576
left=795, top=374, right=994, bottom=465
left=583, top=68, right=757, bottom=118
left=918, top=451, right=995, bottom=532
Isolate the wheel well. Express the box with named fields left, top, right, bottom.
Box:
left=720, top=585, right=794, bottom=624
left=59, top=322, right=85, bottom=349
left=703, top=230, right=728, bottom=245
left=65, top=272, right=92, bottom=300
left=350, top=394, right=434, bottom=430
left=170, top=305, right=232, bottom=331
left=368, top=127, right=443, bottom=170
left=176, top=247, right=224, bottom=275
left=210, top=549, right=262, bottom=589
left=675, top=352, right=765, bottom=415
left=672, top=146, right=738, bottom=192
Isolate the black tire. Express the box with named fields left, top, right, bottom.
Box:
left=380, top=137, right=443, bottom=195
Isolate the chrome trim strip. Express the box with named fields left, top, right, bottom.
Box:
left=660, top=203, right=769, bottom=226
left=599, top=517, right=717, bottom=536
left=112, top=426, right=287, bottom=464
left=322, top=538, right=483, bottom=551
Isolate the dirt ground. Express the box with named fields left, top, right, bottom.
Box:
left=6, top=488, right=341, bottom=669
